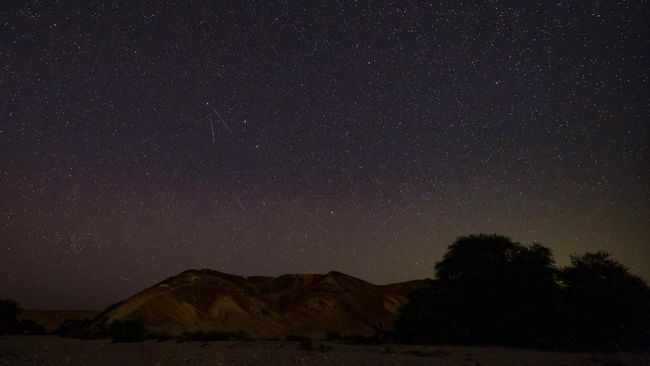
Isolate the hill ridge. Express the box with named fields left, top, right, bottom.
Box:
left=92, top=269, right=431, bottom=340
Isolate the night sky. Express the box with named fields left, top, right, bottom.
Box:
left=1, top=1, right=648, bottom=310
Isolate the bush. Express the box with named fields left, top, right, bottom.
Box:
left=107, top=320, right=147, bottom=343
left=296, top=341, right=332, bottom=352
left=16, top=319, right=46, bottom=335
left=325, top=330, right=341, bottom=341
left=179, top=330, right=250, bottom=342
left=297, top=341, right=313, bottom=350
left=285, top=334, right=311, bottom=342
left=318, top=344, right=332, bottom=352
left=148, top=332, right=173, bottom=342
left=335, top=334, right=381, bottom=345
left=57, top=318, right=93, bottom=339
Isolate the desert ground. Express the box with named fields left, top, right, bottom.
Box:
left=1, top=336, right=648, bottom=366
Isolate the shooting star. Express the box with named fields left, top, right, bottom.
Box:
left=225, top=170, right=262, bottom=175
left=235, top=197, right=245, bottom=210
left=212, top=108, right=232, bottom=134
left=209, top=116, right=216, bottom=143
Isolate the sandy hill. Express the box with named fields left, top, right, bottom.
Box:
left=91, top=270, right=430, bottom=339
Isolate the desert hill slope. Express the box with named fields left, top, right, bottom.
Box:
left=22, top=310, right=100, bottom=333
left=91, top=270, right=430, bottom=339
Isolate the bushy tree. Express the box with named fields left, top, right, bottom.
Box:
left=397, top=234, right=560, bottom=347
left=559, top=252, right=650, bottom=351
left=0, top=299, right=22, bottom=334
left=394, top=281, right=456, bottom=344
left=396, top=234, right=650, bottom=351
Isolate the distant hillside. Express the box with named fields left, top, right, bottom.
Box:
left=91, top=270, right=430, bottom=340
left=22, top=310, right=100, bottom=332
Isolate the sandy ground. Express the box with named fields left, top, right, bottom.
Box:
left=1, top=336, right=648, bottom=366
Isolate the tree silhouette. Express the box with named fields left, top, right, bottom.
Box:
left=559, top=252, right=650, bottom=351
left=0, top=299, right=22, bottom=334
left=396, top=234, right=650, bottom=351
left=397, top=234, right=560, bottom=347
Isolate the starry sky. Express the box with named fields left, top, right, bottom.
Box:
left=1, top=1, right=648, bottom=310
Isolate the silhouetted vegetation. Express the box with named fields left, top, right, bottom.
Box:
left=16, top=319, right=47, bottom=335
left=107, top=320, right=147, bottom=342
left=559, top=252, right=650, bottom=351
left=325, top=330, right=341, bottom=341
left=180, top=330, right=251, bottom=342
left=0, top=299, right=46, bottom=335
left=297, top=340, right=313, bottom=350
left=56, top=318, right=93, bottom=339
left=0, top=299, right=22, bottom=334
left=285, top=334, right=311, bottom=342
left=296, top=341, right=332, bottom=352
left=332, top=334, right=383, bottom=345
left=396, top=234, right=650, bottom=352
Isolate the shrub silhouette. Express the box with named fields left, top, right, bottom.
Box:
left=0, top=299, right=47, bottom=335
left=0, top=299, right=23, bottom=334
left=16, top=319, right=47, bottom=335
left=180, top=330, right=250, bottom=342
left=57, top=318, right=93, bottom=339
left=396, top=234, right=650, bottom=351
left=107, top=319, right=147, bottom=342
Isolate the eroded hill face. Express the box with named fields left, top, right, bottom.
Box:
left=92, top=270, right=430, bottom=339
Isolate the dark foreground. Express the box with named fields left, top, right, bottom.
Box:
left=1, top=336, right=648, bottom=366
